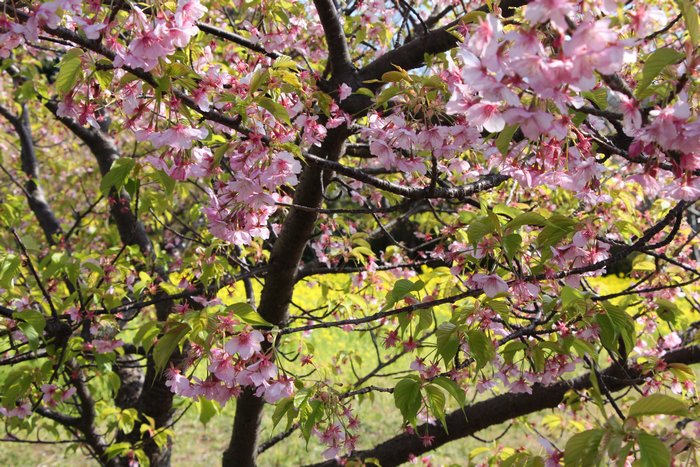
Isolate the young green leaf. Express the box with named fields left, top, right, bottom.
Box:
left=226, top=303, right=272, bottom=327
left=564, top=429, right=605, bottom=467
left=100, top=158, right=135, bottom=195
left=153, top=323, right=191, bottom=373
left=55, top=49, right=84, bottom=94
left=679, top=0, right=700, bottom=47
left=256, top=96, right=291, bottom=124
left=635, top=48, right=685, bottom=98
left=393, top=378, right=422, bottom=426
left=637, top=432, right=671, bottom=467
left=628, top=394, right=688, bottom=418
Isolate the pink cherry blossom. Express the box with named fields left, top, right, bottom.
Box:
left=525, top=0, right=575, bottom=31
left=148, top=125, right=208, bottom=150
left=471, top=273, right=509, bottom=298
left=337, top=83, right=352, bottom=101
left=224, top=330, right=264, bottom=360
left=464, top=101, right=505, bottom=133
left=263, top=376, right=294, bottom=403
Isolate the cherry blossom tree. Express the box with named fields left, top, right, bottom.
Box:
left=0, top=0, right=699, bottom=466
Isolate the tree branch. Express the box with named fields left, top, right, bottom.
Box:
left=0, top=104, right=62, bottom=243
left=196, top=22, right=280, bottom=59
left=304, top=152, right=509, bottom=200
left=313, top=0, right=354, bottom=77
left=357, top=0, right=529, bottom=84
left=308, top=345, right=700, bottom=467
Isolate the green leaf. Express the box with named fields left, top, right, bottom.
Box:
left=106, top=371, right=121, bottom=395
left=100, top=158, right=135, bottom=195
left=382, top=279, right=424, bottom=311
left=601, top=302, right=634, bottom=358
left=105, top=442, right=132, bottom=460
left=299, top=400, right=323, bottom=443
left=467, top=214, right=500, bottom=245
left=668, top=363, right=695, bottom=382
left=414, top=308, right=434, bottom=335
left=256, top=96, right=291, bottom=124
left=15, top=309, right=46, bottom=336
left=133, top=321, right=160, bottom=354
left=503, top=453, right=545, bottom=467
left=467, top=329, right=495, bottom=370
left=55, top=48, right=83, bottom=94
left=0, top=254, right=20, bottom=288
left=118, top=408, right=137, bottom=434
left=431, top=376, right=466, bottom=407
left=272, top=55, right=298, bottom=70
left=15, top=80, right=37, bottom=102
left=635, top=48, right=685, bottom=98
left=594, top=312, right=617, bottom=356
left=271, top=396, right=294, bottom=431
left=628, top=394, right=688, bottom=418
left=424, top=384, right=447, bottom=430
left=196, top=396, right=219, bottom=426
left=94, top=70, right=114, bottom=90
left=376, top=85, right=403, bottom=107
left=637, top=432, right=671, bottom=467
left=248, top=69, right=270, bottom=94
left=561, top=286, right=586, bottom=311
left=1, top=370, right=32, bottom=408
left=493, top=204, right=523, bottom=219
left=226, top=303, right=272, bottom=327
left=502, top=233, right=522, bottom=260
left=536, top=215, right=576, bottom=249
left=18, top=321, right=41, bottom=350
left=381, top=71, right=407, bottom=83
left=503, top=340, right=527, bottom=364
left=436, top=322, right=460, bottom=365
left=564, top=429, right=604, bottom=467
left=567, top=337, right=598, bottom=360
left=655, top=298, right=679, bottom=323
left=393, top=378, right=422, bottom=426
left=496, top=124, right=519, bottom=155
left=293, top=388, right=312, bottom=409
left=153, top=322, right=190, bottom=373
left=582, top=87, right=608, bottom=110
left=679, top=0, right=700, bottom=47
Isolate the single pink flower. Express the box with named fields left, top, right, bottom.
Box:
left=224, top=330, right=264, bottom=360
left=471, top=273, right=509, bottom=298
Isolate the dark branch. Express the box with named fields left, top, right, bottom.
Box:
left=358, top=0, right=529, bottom=84
left=313, top=0, right=354, bottom=77
left=0, top=104, right=62, bottom=243
left=308, top=345, right=700, bottom=467
left=304, top=152, right=509, bottom=200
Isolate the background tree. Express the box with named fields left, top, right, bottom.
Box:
left=0, top=0, right=699, bottom=466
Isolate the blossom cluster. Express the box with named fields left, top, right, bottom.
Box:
left=165, top=329, right=294, bottom=406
